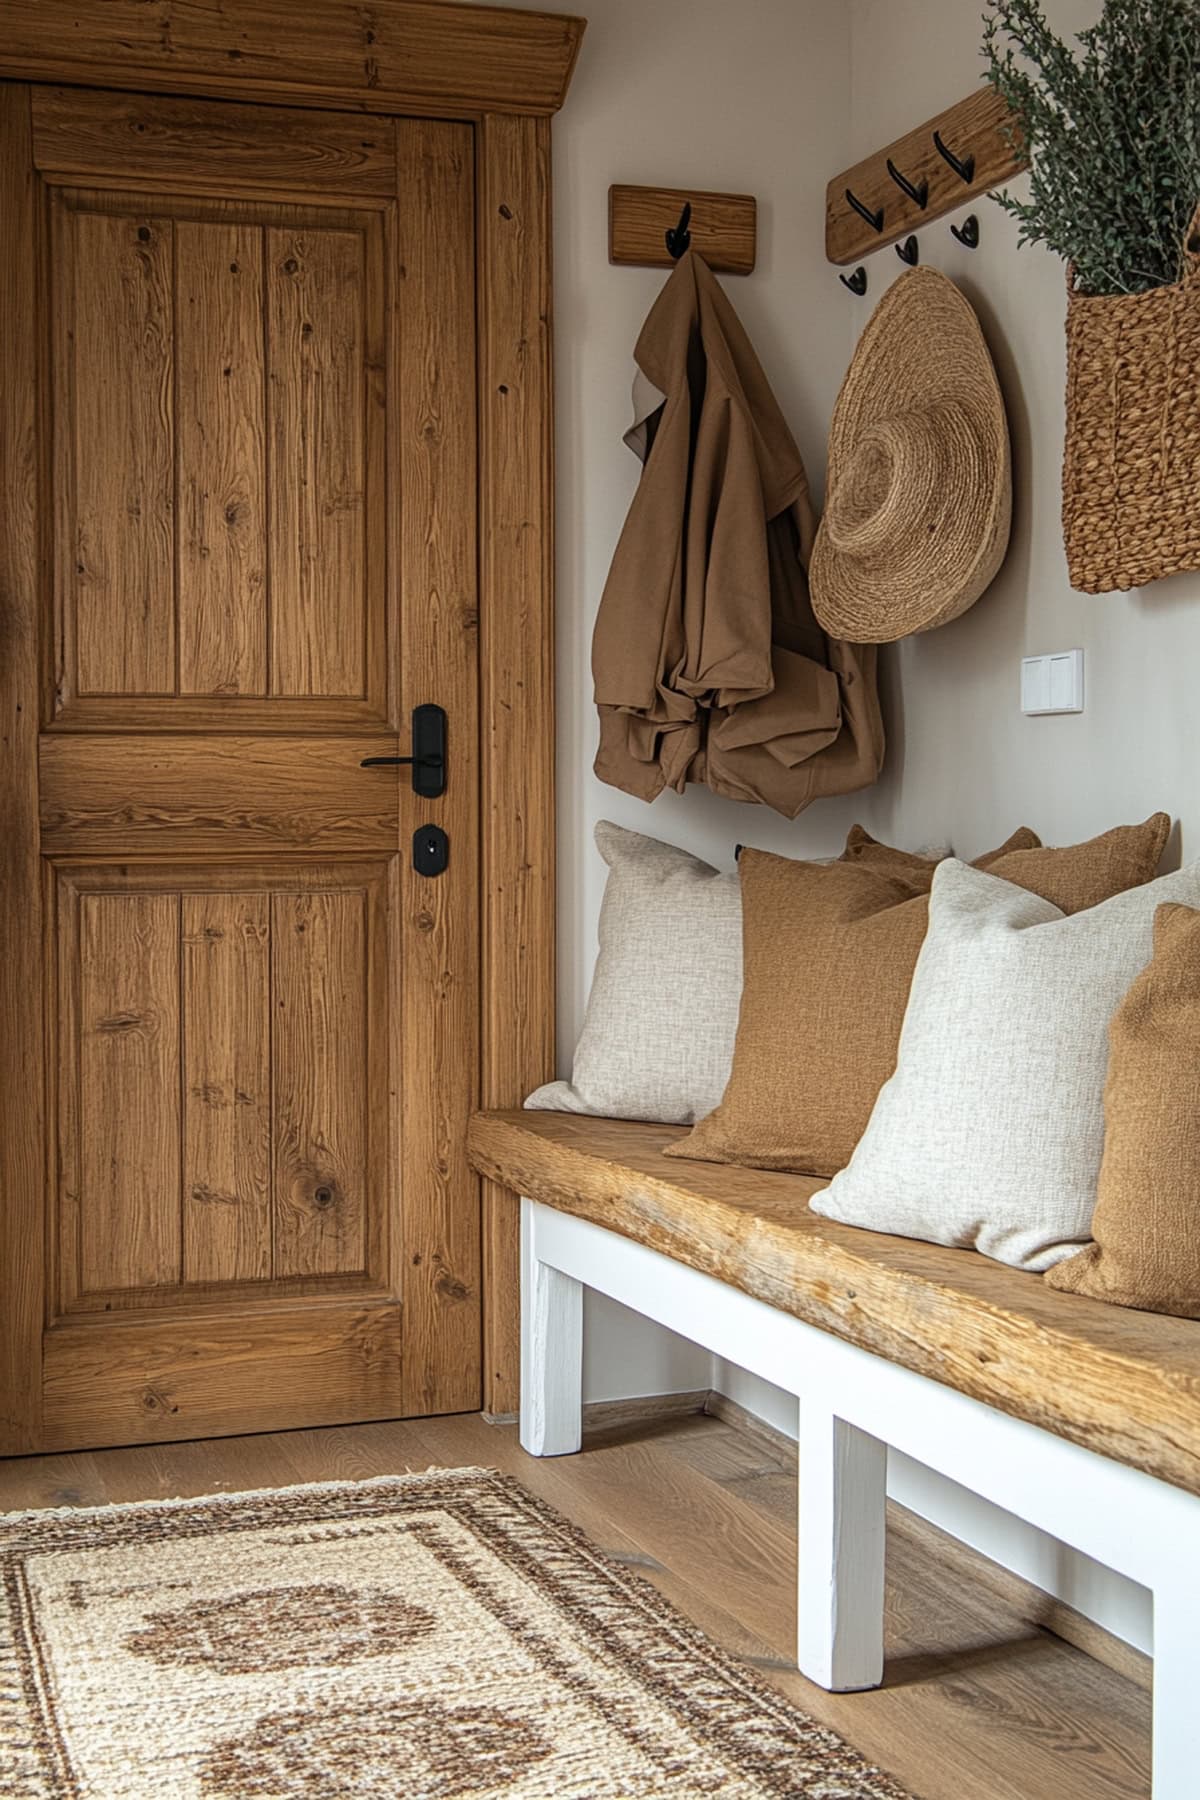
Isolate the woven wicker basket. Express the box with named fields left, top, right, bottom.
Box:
left=1063, top=208, right=1200, bottom=594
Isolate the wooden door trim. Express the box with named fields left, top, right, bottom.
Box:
left=478, top=113, right=556, bottom=1415
left=1, top=12, right=568, bottom=1432
left=0, top=84, right=46, bottom=1452
left=0, top=1, right=586, bottom=121
left=394, top=116, right=483, bottom=1416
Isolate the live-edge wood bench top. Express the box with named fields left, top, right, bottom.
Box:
left=469, top=1109, right=1200, bottom=1499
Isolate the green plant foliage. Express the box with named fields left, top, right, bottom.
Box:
left=982, top=0, right=1200, bottom=295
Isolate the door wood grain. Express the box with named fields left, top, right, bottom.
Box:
left=40, top=1301, right=406, bottom=1451
left=266, top=221, right=375, bottom=700
left=39, top=736, right=401, bottom=855
left=177, top=221, right=268, bottom=698
left=181, top=892, right=272, bottom=1285
left=0, top=84, right=47, bottom=1453
left=272, top=889, right=371, bottom=1280
left=68, top=206, right=176, bottom=698
left=77, top=892, right=182, bottom=1295
left=393, top=118, right=481, bottom=1415
left=32, top=87, right=400, bottom=200
left=2, top=85, right=481, bottom=1451
left=0, top=1, right=586, bottom=122
left=478, top=113, right=556, bottom=1415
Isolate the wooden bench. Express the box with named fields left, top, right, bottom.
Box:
left=469, top=1108, right=1200, bottom=1800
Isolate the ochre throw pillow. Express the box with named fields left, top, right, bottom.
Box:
left=1047, top=903, right=1200, bottom=1317
left=668, top=814, right=1170, bottom=1179
left=839, top=824, right=954, bottom=869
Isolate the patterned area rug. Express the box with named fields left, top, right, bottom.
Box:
left=0, top=1467, right=913, bottom=1798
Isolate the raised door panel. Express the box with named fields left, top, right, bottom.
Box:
left=50, top=186, right=390, bottom=728
left=54, top=862, right=396, bottom=1318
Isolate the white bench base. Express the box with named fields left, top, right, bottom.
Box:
left=520, top=1195, right=1200, bottom=1796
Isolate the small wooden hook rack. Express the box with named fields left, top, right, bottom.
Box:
left=609, top=184, right=757, bottom=276
left=826, top=87, right=1027, bottom=265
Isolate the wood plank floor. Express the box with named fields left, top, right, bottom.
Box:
left=0, top=1406, right=1150, bottom=1800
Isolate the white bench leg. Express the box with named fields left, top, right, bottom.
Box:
left=796, top=1402, right=887, bottom=1692
left=519, top=1197, right=583, bottom=1457
left=1153, top=1583, right=1200, bottom=1799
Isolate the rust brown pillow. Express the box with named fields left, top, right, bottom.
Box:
left=1047, top=902, right=1200, bottom=1318
left=838, top=823, right=960, bottom=871
left=668, top=814, right=1170, bottom=1179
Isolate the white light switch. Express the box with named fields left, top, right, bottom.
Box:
left=1021, top=649, right=1084, bottom=716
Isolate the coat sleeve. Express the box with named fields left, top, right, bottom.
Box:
left=672, top=386, right=775, bottom=709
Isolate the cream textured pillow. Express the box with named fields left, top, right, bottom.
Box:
left=810, top=856, right=1200, bottom=1272
left=526, top=821, right=741, bottom=1125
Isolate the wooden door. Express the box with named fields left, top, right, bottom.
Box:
left=0, top=84, right=481, bottom=1454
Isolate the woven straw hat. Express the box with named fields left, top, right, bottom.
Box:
left=810, top=267, right=1012, bottom=643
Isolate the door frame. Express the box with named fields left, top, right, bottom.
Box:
left=0, top=0, right=582, bottom=1445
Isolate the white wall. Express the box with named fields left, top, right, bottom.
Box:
left=552, top=0, right=1184, bottom=1651
left=553, top=0, right=859, bottom=1408
left=554, top=0, right=861, bottom=1068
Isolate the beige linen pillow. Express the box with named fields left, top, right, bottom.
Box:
left=525, top=821, right=742, bottom=1125
left=1048, top=903, right=1200, bottom=1316
left=670, top=815, right=1168, bottom=1178
left=810, top=856, right=1200, bottom=1272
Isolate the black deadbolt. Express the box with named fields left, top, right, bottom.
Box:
left=413, top=824, right=449, bottom=877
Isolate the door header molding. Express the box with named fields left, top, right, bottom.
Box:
left=0, top=0, right=585, bottom=120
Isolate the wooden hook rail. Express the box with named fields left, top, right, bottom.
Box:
left=609, top=184, right=757, bottom=276
left=826, top=87, right=1027, bottom=265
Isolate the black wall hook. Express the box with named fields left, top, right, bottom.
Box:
left=885, top=157, right=929, bottom=209
left=665, top=200, right=692, bottom=260
left=839, top=266, right=868, bottom=296
left=933, top=129, right=976, bottom=184
left=895, top=234, right=920, bottom=267
left=950, top=213, right=980, bottom=249
left=844, top=187, right=884, bottom=234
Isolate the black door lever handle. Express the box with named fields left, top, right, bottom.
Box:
left=360, top=703, right=446, bottom=798
left=359, top=754, right=443, bottom=769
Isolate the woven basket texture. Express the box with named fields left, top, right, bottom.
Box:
left=1063, top=210, right=1200, bottom=594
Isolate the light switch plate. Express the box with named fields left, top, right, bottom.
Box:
left=1021, top=648, right=1084, bottom=716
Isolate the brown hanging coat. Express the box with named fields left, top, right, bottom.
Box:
left=592, top=251, right=884, bottom=818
